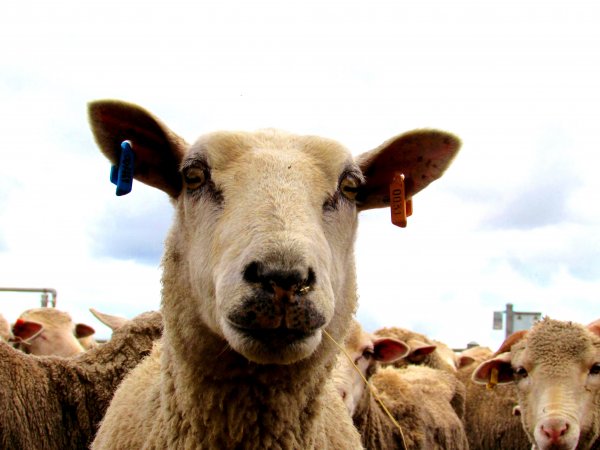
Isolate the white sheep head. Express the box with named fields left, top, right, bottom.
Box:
left=88, top=100, right=460, bottom=365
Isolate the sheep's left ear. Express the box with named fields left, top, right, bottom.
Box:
left=471, top=352, right=514, bottom=385
left=355, top=129, right=461, bottom=211
left=11, top=319, right=44, bottom=342
left=372, top=337, right=410, bottom=363
left=88, top=100, right=188, bottom=198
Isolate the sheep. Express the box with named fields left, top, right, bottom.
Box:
left=0, top=313, right=11, bottom=342
left=333, top=320, right=469, bottom=449
left=456, top=345, right=530, bottom=450
left=374, top=326, right=458, bottom=373
left=87, top=99, right=461, bottom=449
left=0, top=310, right=162, bottom=449
left=13, top=307, right=96, bottom=357
left=472, top=317, right=600, bottom=450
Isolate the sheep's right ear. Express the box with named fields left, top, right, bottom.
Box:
left=471, top=352, right=514, bottom=385
left=75, top=323, right=96, bottom=339
left=406, top=338, right=437, bottom=363
left=587, top=319, right=600, bottom=337
left=11, top=319, right=44, bottom=342
left=372, top=337, right=410, bottom=363
left=88, top=100, right=188, bottom=198
left=355, top=129, right=461, bottom=211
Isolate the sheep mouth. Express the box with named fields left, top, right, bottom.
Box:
left=229, top=323, right=315, bottom=345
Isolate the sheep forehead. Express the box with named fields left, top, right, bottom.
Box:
left=19, top=308, right=74, bottom=329
left=344, top=320, right=373, bottom=355
left=513, top=319, right=598, bottom=369
left=187, top=130, right=354, bottom=184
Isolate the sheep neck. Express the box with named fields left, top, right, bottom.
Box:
left=159, top=315, right=341, bottom=448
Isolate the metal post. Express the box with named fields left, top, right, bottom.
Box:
left=505, top=303, right=514, bottom=338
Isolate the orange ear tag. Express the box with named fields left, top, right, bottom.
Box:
left=390, top=172, right=412, bottom=228
left=486, top=367, right=499, bottom=390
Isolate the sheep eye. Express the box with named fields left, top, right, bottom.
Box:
left=590, top=363, right=600, bottom=375
left=513, top=366, right=528, bottom=378
left=339, top=174, right=361, bottom=201
left=184, top=167, right=207, bottom=191
left=362, top=348, right=374, bottom=360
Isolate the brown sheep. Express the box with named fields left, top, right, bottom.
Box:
left=0, top=310, right=162, bottom=449
left=473, top=317, right=600, bottom=450
left=333, top=320, right=469, bottom=449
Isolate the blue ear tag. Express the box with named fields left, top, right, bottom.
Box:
left=110, top=140, right=135, bottom=196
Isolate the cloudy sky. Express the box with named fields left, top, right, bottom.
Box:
left=1, top=0, right=598, bottom=349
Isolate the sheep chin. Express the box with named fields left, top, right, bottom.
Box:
left=222, top=321, right=322, bottom=365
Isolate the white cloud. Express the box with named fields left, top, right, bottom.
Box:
left=1, top=0, right=599, bottom=347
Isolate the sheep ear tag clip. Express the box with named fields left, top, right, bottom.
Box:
left=109, top=140, right=135, bottom=196
left=389, top=172, right=413, bottom=228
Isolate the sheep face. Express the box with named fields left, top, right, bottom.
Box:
left=173, top=131, right=361, bottom=364
left=13, top=308, right=92, bottom=357
left=88, top=100, right=461, bottom=366
left=473, top=318, right=600, bottom=450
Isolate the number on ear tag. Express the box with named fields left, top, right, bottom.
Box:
left=390, top=172, right=411, bottom=228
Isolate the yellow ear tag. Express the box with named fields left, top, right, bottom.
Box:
left=390, top=172, right=412, bottom=228
left=487, top=367, right=499, bottom=390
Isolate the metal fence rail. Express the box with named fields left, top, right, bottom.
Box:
left=0, top=287, right=57, bottom=307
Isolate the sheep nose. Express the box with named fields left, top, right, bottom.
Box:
left=540, top=418, right=569, bottom=443
left=243, top=261, right=316, bottom=300
left=233, top=261, right=323, bottom=333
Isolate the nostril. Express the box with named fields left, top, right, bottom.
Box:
left=243, top=261, right=263, bottom=284
left=243, top=262, right=317, bottom=293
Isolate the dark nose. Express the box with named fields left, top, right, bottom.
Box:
left=243, top=261, right=316, bottom=299
left=231, top=261, right=323, bottom=334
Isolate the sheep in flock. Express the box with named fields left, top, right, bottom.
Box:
left=12, top=307, right=96, bottom=357
left=0, top=313, right=11, bottom=342
left=0, top=310, right=163, bottom=449
left=374, top=326, right=458, bottom=373
left=456, top=345, right=530, bottom=450
left=87, top=99, right=461, bottom=449
left=472, top=317, right=600, bottom=450
left=333, top=320, right=469, bottom=449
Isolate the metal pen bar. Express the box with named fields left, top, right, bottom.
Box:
left=0, top=287, right=57, bottom=307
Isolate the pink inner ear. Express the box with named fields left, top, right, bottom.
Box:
left=75, top=323, right=96, bottom=339
left=407, top=342, right=437, bottom=362
left=12, top=320, right=44, bottom=341
left=587, top=319, right=600, bottom=337
left=472, top=352, right=514, bottom=384
left=373, top=338, right=409, bottom=363
left=457, top=355, right=476, bottom=369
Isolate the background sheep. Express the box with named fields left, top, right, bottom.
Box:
left=334, top=320, right=469, bottom=449
left=374, top=326, right=458, bottom=373
left=12, top=307, right=95, bottom=356
left=88, top=99, right=461, bottom=449
left=0, top=310, right=162, bottom=449
left=456, top=345, right=530, bottom=450
left=0, top=313, right=11, bottom=342
left=472, top=317, right=600, bottom=450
